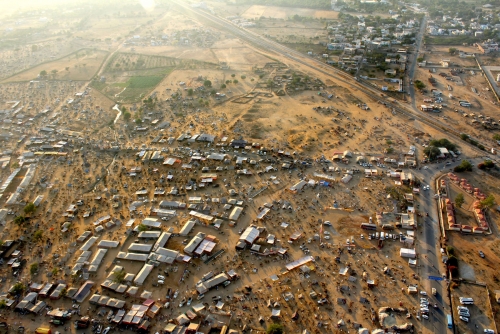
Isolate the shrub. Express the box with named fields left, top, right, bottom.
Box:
left=266, top=324, right=284, bottom=334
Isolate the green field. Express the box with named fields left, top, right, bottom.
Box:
left=91, top=68, right=172, bottom=103
left=91, top=53, right=216, bottom=103
left=127, top=76, right=163, bottom=89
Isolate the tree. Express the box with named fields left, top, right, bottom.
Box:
left=123, top=112, right=131, bottom=121
left=454, top=160, right=473, bottom=172
left=414, top=80, right=425, bottom=90
left=0, top=300, right=6, bottom=309
left=483, top=160, right=495, bottom=168
left=30, top=262, right=39, bottom=275
left=423, top=146, right=440, bottom=161
left=51, top=268, right=59, bottom=276
left=226, top=80, right=231, bottom=84
left=233, top=79, right=238, bottom=84
left=137, top=223, right=148, bottom=232
left=24, top=202, right=36, bottom=216
left=455, top=193, right=464, bottom=208
left=417, top=57, right=424, bottom=62
left=210, top=89, right=217, bottom=95
left=266, top=324, right=284, bottom=334
left=13, top=215, right=26, bottom=225
left=112, top=269, right=126, bottom=283
left=11, top=282, right=25, bottom=295
left=187, top=88, right=194, bottom=96
left=231, top=74, right=236, bottom=78
left=480, top=195, right=495, bottom=209
left=203, top=80, right=212, bottom=88
left=493, top=134, right=500, bottom=141
left=135, top=118, right=142, bottom=125
left=449, top=47, right=457, bottom=55
left=51, top=69, right=58, bottom=76
left=241, top=75, right=246, bottom=79
left=220, top=84, right=226, bottom=89
left=40, top=70, right=47, bottom=77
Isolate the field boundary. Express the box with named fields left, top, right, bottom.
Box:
left=0, top=48, right=109, bottom=83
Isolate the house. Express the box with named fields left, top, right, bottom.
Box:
left=400, top=213, right=416, bottom=229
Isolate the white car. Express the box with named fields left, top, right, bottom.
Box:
left=459, top=316, right=469, bottom=322
left=158, top=280, right=165, bottom=285
left=420, top=291, right=427, bottom=295
left=422, top=314, right=429, bottom=320
left=158, top=275, right=166, bottom=280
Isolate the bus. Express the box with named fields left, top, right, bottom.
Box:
left=360, top=223, right=377, bottom=230
left=447, top=314, right=453, bottom=329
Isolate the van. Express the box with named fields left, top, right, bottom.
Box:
left=459, top=297, right=474, bottom=305
left=380, top=232, right=385, bottom=240
left=35, top=328, right=52, bottom=334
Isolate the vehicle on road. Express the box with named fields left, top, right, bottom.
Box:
left=447, top=314, right=453, bottom=329
left=479, top=251, right=485, bottom=258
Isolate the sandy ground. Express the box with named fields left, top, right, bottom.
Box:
left=3, top=49, right=109, bottom=83
left=0, top=3, right=498, bottom=334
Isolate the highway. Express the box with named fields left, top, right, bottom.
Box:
left=412, top=161, right=456, bottom=334
left=408, top=15, right=428, bottom=110
left=412, top=156, right=484, bottom=332
left=171, top=0, right=492, bottom=159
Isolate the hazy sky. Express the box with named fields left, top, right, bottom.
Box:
left=0, top=0, right=157, bottom=15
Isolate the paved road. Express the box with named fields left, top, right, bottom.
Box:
left=412, top=157, right=484, bottom=332
left=409, top=15, right=428, bottom=110
left=413, top=161, right=454, bottom=333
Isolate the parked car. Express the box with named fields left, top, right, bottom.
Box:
left=479, top=251, right=485, bottom=258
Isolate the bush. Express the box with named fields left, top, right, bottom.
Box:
left=241, top=75, right=246, bottom=79
left=33, top=230, right=43, bottom=242
left=266, top=324, right=284, bottom=334
left=220, top=84, right=226, bottom=89
left=484, top=160, right=495, bottom=168
left=480, top=195, right=495, bottom=208
left=446, top=246, right=455, bottom=256
left=30, top=262, right=39, bottom=275
left=11, top=282, right=25, bottom=295
left=454, top=160, right=472, bottom=172
left=24, top=202, right=36, bottom=215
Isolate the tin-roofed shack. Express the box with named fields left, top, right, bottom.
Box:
left=239, top=225, right=260, bottom=244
